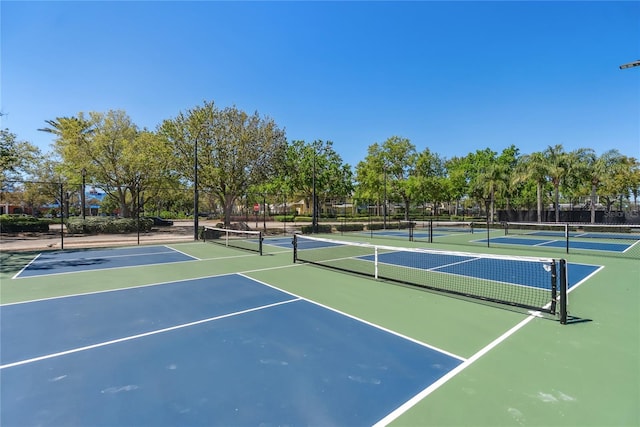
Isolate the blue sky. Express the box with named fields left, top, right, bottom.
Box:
left=2, top=1, right=639, bottom=167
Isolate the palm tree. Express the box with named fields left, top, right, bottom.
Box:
left=561, top=148, right=593, bottom=218
left=513, top=151, right=548, bottom=222
left=543, top=145, right=569, bottom=223
left=584, top=149, right=625, bottom=223
left=38, top=116, right=95, bottom=144
left=474, top=162, right=509, bottom=223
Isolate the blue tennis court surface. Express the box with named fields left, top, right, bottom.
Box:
left=14, top=246, right=198, bottom=278
left=0, top=274, right=464, bottom=426
left=477, top=236, right=633, bottom=253
left=358, top=251, right=598, bottom=291
left=524, top=230, right=640, bottom=240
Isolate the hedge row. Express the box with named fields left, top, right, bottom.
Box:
left=300, top=224, right=332, bottom=234
left=66, top=217, right=154, bottom=234
left=0, top=215, right=50, bottom=233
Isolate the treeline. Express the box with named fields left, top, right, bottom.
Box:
left=1, top=100, right=639, bottom=225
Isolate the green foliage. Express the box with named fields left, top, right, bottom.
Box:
left=273, top=215, right=297, bottom=222
left=65, top=217, right=152, bottom=234
left=366, top=221, right=413, bottom=230
left=3, top=102, right=638, bottom=229
left=41, top=111, right=175, bottom=218
left=0, top=215, right=49, bottom=233
left=301, top=224, right=332, bottom=234
left=335, top=223, right=364, bottom=232
left=158, top=101, right=288, bottom=226
left=0, top=129, right=43, bottom=181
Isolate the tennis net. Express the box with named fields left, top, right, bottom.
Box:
left=293, top=234, right=568, bottom=323
left=203, top=226, right=263, bottom=255
left=502, top=222, right=640, bottom=259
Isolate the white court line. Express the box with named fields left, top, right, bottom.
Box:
left=12, top=257, right=201, bottom=280
left=372, top=261, right=605, bottom=426
left=11, top=245, right=207, bottom=280
left=0, top=298, right=300, bottom=370
left=164, top=244, right=201, bottom=260
left=2, top=263, right=303, bottom=307
left=11, top=253, right=42, bottom=279
left=373, top=313, right=538, bottom=427
left=239, top=273, right=467, bottom=362
left=623, top=239, right=640, bottom=253
left=26, top=249, right=185, bottom=265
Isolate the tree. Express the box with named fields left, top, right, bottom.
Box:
left=282, top=140, right=352, bottom=218
left=581, top=149, right=626, bottom=223
left=410, top=148, right=447, bottom=216
left=513, top=151, right=548, bottom=222
left=444, top=156, right=471, bottom=217
left=542, top=144, right=569, bottom=223
left=474, top=162, right=509, bottom=223
left=41, top=111, right=173, bottom=217
left=1, top=129, right=42, bottom=181
left=459, top=148, right=499, bottom=219
left=159, top=101, right=287, bottom=226
left=355, top=136, right=417, bottom=221
left=601, top=155, right=640, bottom=213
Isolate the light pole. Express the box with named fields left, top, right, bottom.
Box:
left=620, top=60, right=640, bottom=70
left=383, top=163, right=387, bottom=230
left=81, top=168, right=86, bottom=220
left=312, top=152, right=317, bottom=233
left=193, top=133, right=199, bottom=241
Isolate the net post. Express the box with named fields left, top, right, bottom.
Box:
left=564, top=223, right=569, bottom=254
left=549, top=260, right=557, bottom=315
left=292, top=234, right=298, bottom=262
left=258, top=231, right=263, bottom=256
left=559, top=259, right=568, bottom=324
left=486, top=218, right=490, bottom=248
left=374, top=246, right=379, bottom=279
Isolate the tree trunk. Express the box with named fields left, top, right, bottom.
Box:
left=536, top=182, right=542, bottom=223
left=590, top=183, right=597, bottom=224
left=554, top=184, right=560, bottom=223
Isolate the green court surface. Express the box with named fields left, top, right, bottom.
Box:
left=1, top=234, right=638, bottom=426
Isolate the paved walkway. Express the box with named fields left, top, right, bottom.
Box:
left=0, top=221, right=302, bottom=252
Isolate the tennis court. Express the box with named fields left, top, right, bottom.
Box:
left=14, top=246, right=198, bottom=278
left=473, top=236, right=634, bottom=253
left=2, top=274, right=465, bottom=426
left=1, top=232, right=638, bottom=426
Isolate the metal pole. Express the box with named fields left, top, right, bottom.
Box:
left=81, top=168, right=86, bottom=220
left=312, top=153, right=317, bottom=233
left=383, top=164, right=387, bottom=230
left=59, top=182, right=64, bottom=250
left=193, top=134, right=199, bottom=241
left=137, top=183, right=140, bottom=246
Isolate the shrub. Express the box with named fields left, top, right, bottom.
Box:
left=335, top=223, right=364, bottom=232
left=273, top=215, right=297, bottom=222
left=301, top=224, right=332, bottom=234
left=201, top=226, right=222, bottom=240
left=0, top=215, right=49, bottom=233
left=66, top=217, right=153, bottom=234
